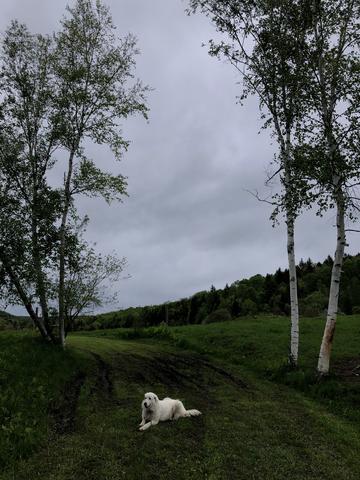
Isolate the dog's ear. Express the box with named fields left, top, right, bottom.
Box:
left=154, top=394, right=159, bottom=402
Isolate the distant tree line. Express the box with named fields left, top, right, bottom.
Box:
left=72, top=253, right=360, bottom=331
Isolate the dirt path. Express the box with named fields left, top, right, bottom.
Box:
left=50, top=371, right=86, bottom=434
left=5, top=336, right=360, bottom=480
left=49, top=350, right=118, bottom=436
left=49, top=346, right=247, bottom=439
left=90, top=352, right=115, bottom=398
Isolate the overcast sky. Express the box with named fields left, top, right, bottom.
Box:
left=2, top=0, right=359, bottom=313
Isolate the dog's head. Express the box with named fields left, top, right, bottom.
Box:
left=142, top=392, right=158, bottom=411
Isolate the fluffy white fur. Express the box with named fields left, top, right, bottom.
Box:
left=139, top=392, right=201, bottom=431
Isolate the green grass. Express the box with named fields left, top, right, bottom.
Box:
left=169, top=315, right=360, bottom=371
left=0, top=332, right=88, bottom=469
left=1, top=315, right=360, bottom=479
left=80, top=315, right=360, bottom=421
left=167, top=315, right=360, bottom=421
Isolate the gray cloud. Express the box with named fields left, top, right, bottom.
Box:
left=2, top=0, right=358, bottom=314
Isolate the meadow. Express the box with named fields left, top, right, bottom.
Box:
left=1, top=315, right=360, bottom=479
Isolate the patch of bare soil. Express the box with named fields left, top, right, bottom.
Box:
left=171, top=354, right=248, bottom=389
left=50, top=371, right=86, bottom=434
left=90, top=352, right=114, bottom=398
left=111, top=351, right=248, bottom=390
left=333, top=357, right=360, bottom=382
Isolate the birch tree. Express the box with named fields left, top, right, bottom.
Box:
left=302, top=0, right=360, bottom=375
left=0, top=0, right=148, bottom=345
left=53, top=0, right=148, bottom=347
left=188, top=0, right=311, bottom=365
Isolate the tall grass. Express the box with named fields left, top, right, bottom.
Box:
left=0, top=332, right=85, bottom=468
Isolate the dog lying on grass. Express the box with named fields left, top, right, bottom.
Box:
left=139, top=392, right=201, bottom=431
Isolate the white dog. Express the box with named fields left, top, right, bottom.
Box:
left=139, top=392, right=201, bottom=431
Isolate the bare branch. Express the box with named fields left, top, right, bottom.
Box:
left=244, top=188, right=280, bottom=207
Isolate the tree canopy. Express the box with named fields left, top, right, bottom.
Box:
left=0, top=0, right=149, bottom=344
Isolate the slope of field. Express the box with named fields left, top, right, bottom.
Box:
left=1, top=315, right=360, bottom=479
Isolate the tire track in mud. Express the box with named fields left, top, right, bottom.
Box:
left=110, top=351, right=248, bottom=391
left=90, top=352, right=114, bottom=398
left=50, top=371, right=86, bottom=434
left=49, top=347, right=248, bottom=435
left=50, top=352, right=115, bottom=434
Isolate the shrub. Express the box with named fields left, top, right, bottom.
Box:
left=241, top=299, right=258, bottom=316
left=116, top=323, right=175, bottom=341
left=300, top=291, right=328, bottom=317
left=202, top=308, right=232, bottom=324
left=89, top=321, right=102, bottom=331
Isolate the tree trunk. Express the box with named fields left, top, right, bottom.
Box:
left=58, top=215, right=67, bottom=348
left=317, top=191, right=346, bottom=375
left=58, top=150, right=76, bottom=348
left=0, top=249, right=52, bottom=342
left=286, top=212, right=299, bottom=366
left=31, top=201, right=56, bottom=342
left=284, top=132, right=299, bottom=367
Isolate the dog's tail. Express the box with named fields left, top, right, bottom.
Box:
left=185, top=409, right=201, bottom=417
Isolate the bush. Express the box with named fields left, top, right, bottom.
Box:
left=116, top=323, right=175, bottom=341
left=300, top=291, right=328, bottom=317
left=88, top=321, right=102, bottom=331
left=241, top=299, right=258, bottom=316
left=202, top=308, right=232, bottom=324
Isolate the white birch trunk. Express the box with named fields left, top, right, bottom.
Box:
left=58, top=150, right=76, bottom=349
left=286, top=212, right=299, bottom=365
left=284, top=133, right=299, bottom=366
left=317, top=192, right=346, bottom=375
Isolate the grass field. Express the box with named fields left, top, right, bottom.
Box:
left=1, top=315, right=360, bottom=479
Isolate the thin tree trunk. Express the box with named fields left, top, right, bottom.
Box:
left=286, top=212, right=299, bottom=365
left=0, top=249, right=52, bottom=341
left=31, top=201, right=56, bottom=342
left=284, top=132, right=300, bottom=366
left=58, top=214, right=68, bottom=348
left=317, top=191, right=346, bottom=375
left=58, top=150, right=76, bottom=348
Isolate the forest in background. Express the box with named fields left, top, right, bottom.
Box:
left=3, top=252, right=359, bottom=332
left=68, top=252, right=360, bottom=331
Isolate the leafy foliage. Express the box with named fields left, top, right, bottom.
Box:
left=0, top=0, right=148, bottom=343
